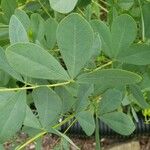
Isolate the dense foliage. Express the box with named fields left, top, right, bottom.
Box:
left=0, top=0, right=150, bottom=149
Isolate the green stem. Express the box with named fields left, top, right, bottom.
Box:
left=0, top=81, right=72, bottom=92
left=92, top=0, right=109, bottom=13
left=16, top=114, right=75, bottom=150
left=95, top=116, right=101, bottom=150
left=37, top=0, right=52, bottom=18
left=99, top=0, right=110, bottom=6
left=92, top=61, right=113, bottom=72
left=64, top=119, right=77, bottom=134
left=138, top=0, right=145, bottom=42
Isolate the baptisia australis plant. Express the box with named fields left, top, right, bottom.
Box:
left=0, top=0, right=150, bottom=149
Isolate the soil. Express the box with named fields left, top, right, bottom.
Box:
left=3, top=133, right=150, bottom=150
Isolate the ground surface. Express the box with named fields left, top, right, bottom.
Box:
left=3, top=134, right=150, bottom=150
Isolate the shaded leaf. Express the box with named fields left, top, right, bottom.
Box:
left=100, top=112, right=135, bottom=135
left=0, top=91, right=26, bottom=142
left=24, top=105, right=41, bottom=129
left=129, top=85, right=150, bottom=108
left=100, top=89, right=123, bottom=114
left=55, top=86, right=77, bottom=113
left=32, top=87, right=62, bottom=127
left=1, top=0, right=17, bottom=22
left=75, top=84, right=94, bottom=112
left=76, top=111, right=95, bottom=136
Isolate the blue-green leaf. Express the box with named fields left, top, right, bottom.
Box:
left=100, top=112, right=135, bottom=135
left=57, top=13, right=94, bottom=78
left=6, top=43, right=70, bottom=80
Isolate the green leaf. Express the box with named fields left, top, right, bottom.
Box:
left=76, top=111, right=95, bottom=136
left=30, top=13, right=45, bottom=43
left=100, top=89, right=123, bottom=115
left=23, top=105, right=42, bottom=129
left=143, top=4, right=150, bottom=39
left=77, top=69, right=142, bottom=87
left=90, top=20, right=112, bottom=57
left=129, top=85, right=150, bottom=109
left=0, top=91, right=26, bottom=142
left=49, top=0, right=78, bottom=13
left=44, top=17, right=58, bottom=49
left=0, top=27, right=8, bottom=41
left=77, top=0, right=91, bottom=7
left=9, top=15, right=29, bottom=44
left=117, top=44, right=150, bottom=65
left=32, top=87, right=62, bottom=127
left=117, top=0, right=134, bottom=10
left=75, top=84, right=94, bottom=112
left=6, top=43, right=69, bottom=80
left=55, top=86, right=77, bottom=113
left=14, top=9, right=31, bottom=31
left=111, top=14, right=137, bottom=57
left=0, top=144, right=4, bottom=149
left=53, top=129, right=80, bottom=149
left=100, top=112, right=135, bottom=135
left=57, top=13, right=94, bottom=78
left=89, top=33, right=101, bottom=59
left=1, top=0, right=17, bottom=22
left=0, top=47, right=23, bottom=82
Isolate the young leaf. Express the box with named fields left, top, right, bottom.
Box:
left=111, top=14, right=137, bottom=57
left=117, top=44, right=150, bottom=65
left=23, top=105, right=42, bottom=129
left=100, top=112, right=135, bottom=135
left=76, top=111, right=95, bottom=136
left=14, top=9, right=31, bottom=31
left=30, top=13, right=45, bottom=43
left=9, top=15, right=29, bottom=44
left=32, top=87, right=62, bottom=127
left=6, top=43, right=70, bottom=80
left=100, top=89, right=123, bottom=115
left=0, top=47, right=23, bottom=82
left=45, top=17, right=58, bottom=50
left=0, top=91, right=26, bottom=142
left=57, top=13, right=94, bottom=78
left=129, top=85, right=150, bottom=109
left=77, top=69, right=142, bottom=87
left=49, top=0, right=78, bottom=13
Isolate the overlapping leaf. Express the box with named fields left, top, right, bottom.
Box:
left=100, top=112, right=135, bottom=135
left=77, top=69, right=142, bottom=86
left=0, top=91, right=26, bottom=142
left=6, top=43, right=70, bottom=80
left=117, top=44, right=150, bottom=65
left=49, top=0, right=78, bottom=13
left=32, top=87, right=62, bottom=127
left=9, top=15, right=29, bottom=44
left=57, top=13, right=94, bottom=78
